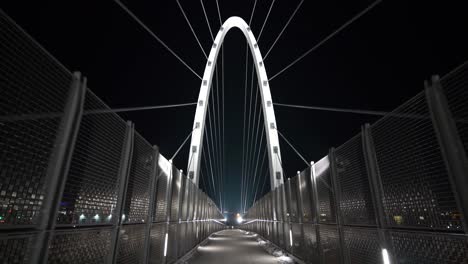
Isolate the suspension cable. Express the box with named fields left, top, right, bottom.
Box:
left=202, top=115, right=218, bottom=201
left=240, top=46, right=249, bottom=213
left=274, top=103, right=388, bottom=116
left=113, top=0, right=202, bottom=80
left=269, top=0, right=383, bottom=81
left=244, top=86, right=260, bottom=208
left=245, top=92, right=264, bottom=209
left=249, top=0, right=258, bottom=25
left=176, top=0, right=208, bottom=59
left=252, top=164, right=268, bottom=206
left=170, top=128, right=195, bottom=161
left=200, top=0, right=215, bottom=41
left=264, top=0, right=304, bottom=60
left=276, top=129, right=310, bottom=168
left=241, top=0, right=259, bottom=213
left=248, top=145, right=266, bottom=209
left=257, top=0, right=276, bottom=42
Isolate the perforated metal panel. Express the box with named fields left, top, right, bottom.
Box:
left=315, top=156, right=336, bottom=224
left=287, top=178, right=299, bottom=223
left=48, top=228, right=112, bottom=263
left=298, top=169, right=314, bottom=223
left=170, top=168, right=182, bottom=221
left=343, top=227, right=381, bottom=264
left=390, top=230, right=468, bottom=263
left=335, top=134, right=376, bottom=226
left=58, top=90, right=126, bottom=226
left=123, top=133, right=154, bottom=224
left=290, top=223, right=302, bottom=256
left=116, top=224, right=146, bottom=263
left=0, top=232, right=35, bottom=263
left=153, top=170, right=169, bottom=223
left=372, top=92, right=462, bottom=230
left=302, top=223, right=320, bottom=263
left=177, top=222, right=187, bottom=256
left=319, top=224, right=340, bottom=264
left=149, top=223, right=166, bottom=264
left=166, top=224, right=178, bottom=263
left=180, top=177, right=190, bottom=221
left=0, top=10, right=72, bottom=227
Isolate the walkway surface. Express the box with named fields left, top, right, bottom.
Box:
left=186, top=229, right=279, bottom=264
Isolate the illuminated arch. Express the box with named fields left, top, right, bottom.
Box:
left=187, top=16, right=283, bottom=190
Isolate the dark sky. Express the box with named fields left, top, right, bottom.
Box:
left=2, top=0, right=467, bottom=213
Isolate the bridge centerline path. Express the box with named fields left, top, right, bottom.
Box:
left=186, top=229, right=279, bottom=264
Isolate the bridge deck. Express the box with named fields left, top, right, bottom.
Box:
left=186, top=229, right=279, bottom=264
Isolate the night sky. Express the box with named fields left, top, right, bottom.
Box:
left=2, top=0, right=467, bottom=214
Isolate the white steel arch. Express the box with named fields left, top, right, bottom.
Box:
left=187, top=16, right=283, bottom=190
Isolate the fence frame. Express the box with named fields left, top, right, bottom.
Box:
left=426, top=75, right=468, bottom=231
left=30, top=72, right=86, bottom=264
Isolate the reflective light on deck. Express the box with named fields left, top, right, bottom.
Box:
left=289, top=229, right=293, bottom=246
left=164, top=233, right=169, bottom=257
left=382, top=249, right=390, bottom=264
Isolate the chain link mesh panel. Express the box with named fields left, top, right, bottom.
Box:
left=149, top=223, right=166, bottom=264
left=123, top=133, right=154, bottom=224
left=335, top=134, right=376, bottom=226
left=57, top=90, right=127, bottom=226
left=316, top=156, right=336, bottom=224
left=48, top=227, right=112, bottom=263
left=116, top=224, right=146, bottom=263
left=343, top=227, right=381, bottom=264
left=0, top=232, right=36, bottom=263
left=0, top=10, right=72, bottom=227
left=390, top=230, right=468, bottom=263
left=153, top=170, right=168, bottom=223
left=372, top=92, right=462, bottom=230
left=319, top=224, right=340, bottom=264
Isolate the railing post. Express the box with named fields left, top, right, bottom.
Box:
left=30, top=72, right=86, bottom=264
left=143, top=146, right=160, bottom=264
left=310, top=161, right=323, bottom=264
left=425, top=75, right=468, bottom=231
left=109, top=121, right=134, bottom=264
left=329, top=148, right=346, bottom=264
left=285, top=178, right=293, bottom=252
left=361, top=124, right=395, bottom=264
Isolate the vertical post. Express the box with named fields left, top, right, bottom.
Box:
left=143, top=146, right=160, bottom=264
left=285, top=178, right=292, bottom=252
left=362, top=124, right=395, bottom=263
left=30, top=72, right=86, bottom=264
left=329, top=148, right=346, bottom=264
left=426, top=75, right=468, bottom=231
left=296, top=171, right=304, bottom=224
left=109, top=121, right=134, bottom=264
left=310, top=161, right=323, bottom=264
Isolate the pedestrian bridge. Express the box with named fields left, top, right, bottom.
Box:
left=1, top=6, right=468, bottom=264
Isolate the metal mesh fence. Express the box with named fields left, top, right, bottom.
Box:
left=58, top=90, right=127, bottom=226
left=116, top=224, right=146, bottom=263
left=372, top=92, right=461, bottom=230
left=48, top=227, right=113, bottom=263
left=335, top=134, right=376, bottom=226
left=343, top=227, right=381, bottom=264
left=242, top=61, right=468, bottom=264
left=0, top=9, right=72, bottom=227
left=123, top=133, right=154, bottom=224
left=0, top=10, right=225, bottom=264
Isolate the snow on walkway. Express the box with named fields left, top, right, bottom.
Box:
left=186, top=229, right=281, bottom=264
